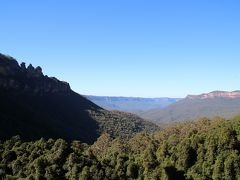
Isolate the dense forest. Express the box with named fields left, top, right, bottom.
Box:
left=1, top=116, right=240, bottom=179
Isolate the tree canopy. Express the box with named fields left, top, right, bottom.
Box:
left=1, top=116, right=240, bottom=179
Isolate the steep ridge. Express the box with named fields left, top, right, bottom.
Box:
left=0, top=53, right=159, bottom=143
left=141, top=91, right=240, bottom=123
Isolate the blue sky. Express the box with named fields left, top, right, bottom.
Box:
left=0, top=0, right=240, bottom=97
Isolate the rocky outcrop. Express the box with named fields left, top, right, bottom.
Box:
left=0, top=54, right=20, bottom=76
left=186, top=91, right=240, bottom=100
left=0, top=53, right=70, bottom=95
left=0, top=53, right=159, bottom=143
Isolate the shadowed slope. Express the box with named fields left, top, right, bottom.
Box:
left=0, top=53, right=159, bottom=143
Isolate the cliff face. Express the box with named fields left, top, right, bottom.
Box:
left=0, top=53, right=70, bottom=95
left=141, top=90, right=240, bottom=123
left=0, top=53, right=159, bottom=143
left=0, top=53, right=100, bottom=143
left=186, top=91, right=240, bottom=100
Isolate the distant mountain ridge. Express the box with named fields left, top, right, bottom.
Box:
left=85, top=95, right=181, bottom=113
left=141, top=90, right=240, bottom=123
left=0, top=53, right=159, bottom=143
left=187, top=90, right=240, bottom=99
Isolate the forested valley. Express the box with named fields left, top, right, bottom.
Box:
left=1, top=116, right=240, bottom=180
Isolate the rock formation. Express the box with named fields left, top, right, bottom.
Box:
left=0, top=53, right=70, bottom=95
left=186, top=91, right=240, bottom=100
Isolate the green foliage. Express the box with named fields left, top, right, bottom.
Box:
left=1, top=116, right=240, bottom=179
left=88, top=109, right=160, bottom=140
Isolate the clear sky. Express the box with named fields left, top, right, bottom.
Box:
left=0, top=0, right=240, bottom=98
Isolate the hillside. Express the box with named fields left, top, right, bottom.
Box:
left=1, top=116, right=240, bottom=179
left=141, top=91, right=240, bottom=123
left=0, top=53, right=159, bottom=143
left=85, top=95, right=180, bottom=113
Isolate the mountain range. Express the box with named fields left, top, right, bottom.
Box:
left=1, top=53, right=240, bottom=143
left=85, top=95, right=180, bottom=113
left=141, top=91, right=240, bottom=123
left=0, top=53, right=159, bottom=143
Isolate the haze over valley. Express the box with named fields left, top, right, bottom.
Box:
left=86, top=91, right=240, bottom=124
left=1, top=0, right=240, bottom=179
left=1, top=53, right=240, bottom=179
left=85, top=95, right=181, bottom=113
